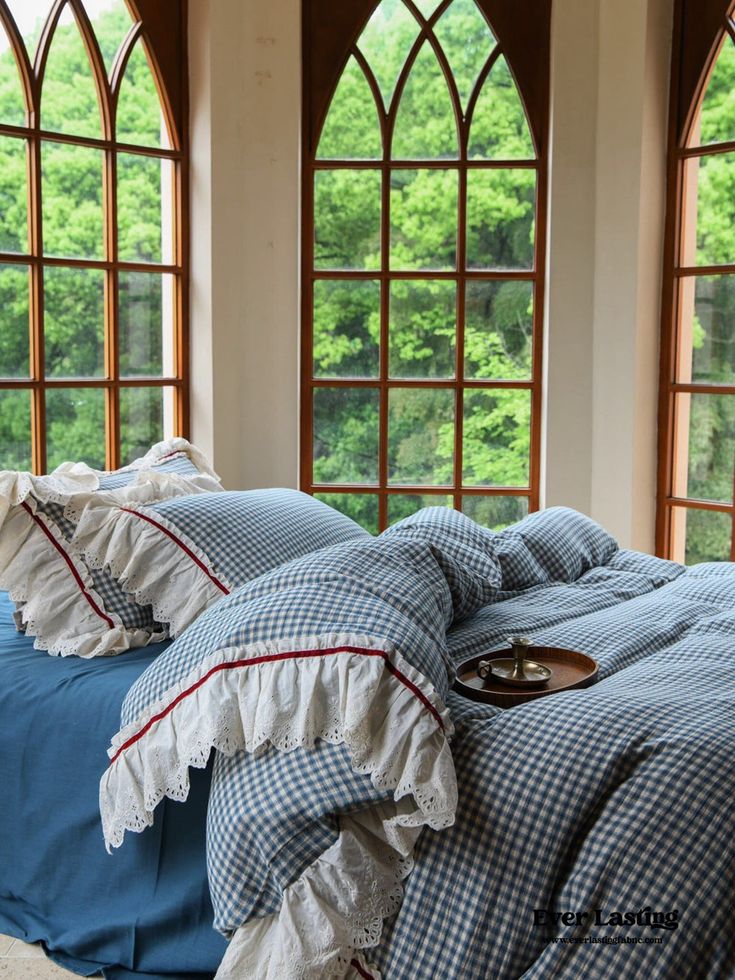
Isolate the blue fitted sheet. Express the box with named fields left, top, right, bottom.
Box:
left=0, top=593, right=226, bottom=980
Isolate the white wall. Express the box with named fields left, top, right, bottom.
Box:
left=189, top=0, right=673, bottom=550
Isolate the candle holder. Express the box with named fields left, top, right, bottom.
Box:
left=476, top=636, right=552, bottom=688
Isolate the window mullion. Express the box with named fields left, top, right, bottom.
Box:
left=28, top=125, right=46, bottom=475
left=104, top=146, right=120, bottom=470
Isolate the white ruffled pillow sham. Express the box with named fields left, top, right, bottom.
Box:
left=0, top=439, right=222, bottom=658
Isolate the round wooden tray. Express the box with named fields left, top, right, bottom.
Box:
left=454, top=647, right=599, bottom=709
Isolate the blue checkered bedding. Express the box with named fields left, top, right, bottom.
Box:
left=103, top=507, right=735, bottom=979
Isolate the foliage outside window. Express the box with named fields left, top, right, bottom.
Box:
left=302, top=0, right=545, bottom=533
left=659, top=14, right=735, bottom=563
left=0, top=0, right=186, bottom=474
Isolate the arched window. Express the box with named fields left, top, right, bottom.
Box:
left=302, top=0, right=550, bottom=533
left=658, top=1, right=735, bottom=563
left=0, top=0, right=188, bottom=474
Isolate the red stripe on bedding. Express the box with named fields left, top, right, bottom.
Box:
left=120, top=507, right=230, bottom=595
left=350, top=959, right=376, bottom=979
left=109, top=645, right=445, bottom=765
left=20, top=501, right=115, bottom=630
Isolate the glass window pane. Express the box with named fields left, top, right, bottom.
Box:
left=45, top=266, right=105, bottom=378
left=46, top=387, right=105, bottom=470
left=313, top=387, right=380, bottom=485
left=388, top=493, right=452, bottom=524
left=41, top=6, right=102, bottom=138
left=5, top=2, right=54, bottom=63
left=0, top=389, right=31, bottom=468
left=119, top=272, right=175, bottom=377
left=696, top=38, right=735, bottom=148
left=117, top=154, right=173, bottom=264
left=389, top=279, right=455, bottom=378
left=313, top=280, right=380, bottom=379
left=465, top=280, right=533, bottom=380
left=357, top=0, right=420, bottom=111
left=673, top=393, right=735, bottom=503
left=388, top=387, right=454, bottom=485
left=670, top=506, right=731, bottom=565
left=82, top=0, right=133, bottom=78
left=412, top=0, right=443, bottom=18
left=461, top=494, right=528, bottom=530
left=314, top=492, right=379, bottom=535
left=468, top=55, right=534, bottom=160
left=116, top=38, right=172, bottom=149
left=314, top=170, right=381, bottom=271
left=432, top=0, right=495, bottom=111
left=683, top=153, right=735, bottom=267
left=317, top=56, right=382, bottom=161
left=466, top=168, right=536, bottom=270
left=392, top=42, right=458, bottom=160
left=390, top=169, right=458, bottom=270
left=0, top=21, right=28, bottom=126
left=0, top=263, right=29, bottom=377
left=677, top=275, right=735, bottom=384
left=463, top=388, right=531, bottom=487
left=42, top=141, right=103, bottom=259
left=120, top=386, right=174, bottom=464
left=0, top=136, right=28, bottom=254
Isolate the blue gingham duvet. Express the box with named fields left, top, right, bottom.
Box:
left=101, top=507, right=735, bottom=979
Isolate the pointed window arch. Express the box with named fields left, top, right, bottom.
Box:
left=0, top=0, right=188, bottom=473
left=302, top=0, right=550, bottom=532
left=658, top=1, right=735, bottom=563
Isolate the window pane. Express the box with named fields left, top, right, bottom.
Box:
left=41, top=6, right=102, bottom=138
left=116, top=38, right=172, bottom=149
left=357, top=0, right=419, bottom=111
left=388, top=493, right=452, bottom=524
left=317, top=56, right=382, bottom=160
left=465, top=280, right=533, bottom=380
left=461, top=494, right=528, bottom=530
left=468, top=55, right=534, bottom=160
left=0, top=21, right=28, bottom=126
left=673, top=393, right=735, bottom=503
left=683, top=153, right=735, bottom=267
left=119, top=272, right=175, bottom=377
left=670, top=506, right=731, bottom=565
left=82, top=0, right=133, bottom=78
left=467, top=169, right=535, bottom=270
left=696, top=38, right=735, bottom=148
left=389, top=279, right=455, bottom=378
left=314, top=492, right=379, bottom=534
left=463, top=388, right=531, bottom=487
left=390, top=169, right=458, bottom=270
left=677, top=275, right=735, bottom=384
left=0, top=136, right=28, bottom=254
left=413, top=0, right=443, bottom=18
left=313, top=387, right=380, bottom=484
left=0, top=263, right=29, bottom=377
left=45, top=266, right=105, bottom=378
left=432, top=0, right=495, bottom=111
left=120, top=386, right=174, bottom=464
left=0, top=389, right=31, bottom=468
left=42, top=141, right=103, bottom=259
left=388, top=387, right=454, bottom=485
left=392, top=42, right=458, bottom=160
left=313, top=280, right=380, bottom=379
left=5, top=2, right=54, bottom=63
left=46, top=388, right=105, bottom=470
left=118, top=154, right=173, bottom=264
left=314, top=170, right=381, bottom=270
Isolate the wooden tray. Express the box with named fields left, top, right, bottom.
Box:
left=454, top=648, right=599, bottom=709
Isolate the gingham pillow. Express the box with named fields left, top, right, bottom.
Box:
left=73, top=489, right=371, bottom=637
left=0, top=439, right=222, bottom=658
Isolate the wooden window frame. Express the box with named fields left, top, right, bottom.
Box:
left=657, top=0, right=735, bottom=559
left=301, top=0, right=551, bottom=532
left=0, top=0, right=189, bottom=474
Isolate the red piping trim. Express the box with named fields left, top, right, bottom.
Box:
left=350, top=959, right=376, bottom=979
left=120, top=508, right=230, bottom=595
left=20, top=502, right=115, bottom=630
left=153, top=450, right=185, bottom=463
left=109, top=645, right=445, bottom=765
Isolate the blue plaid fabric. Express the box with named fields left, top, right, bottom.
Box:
left=144, top=489, right=369, bottom=588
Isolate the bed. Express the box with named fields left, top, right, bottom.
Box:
left=2, top=507, right=735, bottom=979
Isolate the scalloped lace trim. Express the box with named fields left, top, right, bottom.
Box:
left=73, top=501, right=232, bottom=637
